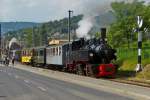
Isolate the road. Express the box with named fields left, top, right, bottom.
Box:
left=0, top=65, right=135, bottom=100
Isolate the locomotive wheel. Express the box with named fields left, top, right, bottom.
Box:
left=85, top=65, right=94, bottom=77
left=76, top=64, right=84, bottom=75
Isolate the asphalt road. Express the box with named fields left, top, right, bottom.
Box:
left=0, top=65, right=134, bottom=100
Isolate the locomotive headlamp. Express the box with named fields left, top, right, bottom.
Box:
left=89, top=53, right=94, bottom=57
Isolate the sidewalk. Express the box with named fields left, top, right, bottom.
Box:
left=7, top=63, right=150, bottom=100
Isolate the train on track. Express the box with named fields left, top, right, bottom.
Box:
left=11, top=28, right=117, bottom=78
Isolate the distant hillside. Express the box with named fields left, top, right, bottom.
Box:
left=0, top=22, right=40, bottom=33
left=4, top=13, right=115, bottom=47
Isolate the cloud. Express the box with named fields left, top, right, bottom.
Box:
left=0, top=0, right=148, bottom=22
left=0, top=0, right=83, bottom=22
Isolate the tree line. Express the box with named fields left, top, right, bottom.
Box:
left=108, top=0, right=150, bottom=48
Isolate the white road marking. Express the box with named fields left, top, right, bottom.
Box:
left=8, top=73, right=12, bottom=76
left=15, top=75, right=19, bottom=79
left=37, top=86, right=47, bottom=92
left=24, top=80, right=30, bottom=84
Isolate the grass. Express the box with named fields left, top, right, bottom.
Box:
left=116, top=47, right=150, bottom=80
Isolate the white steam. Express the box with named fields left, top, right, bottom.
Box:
left=76, top=16, right=94, bottom=38
left=76, top=0, right=133, bottom=38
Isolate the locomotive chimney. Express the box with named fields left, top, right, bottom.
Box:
left=101, top=28, right=106, bottom=42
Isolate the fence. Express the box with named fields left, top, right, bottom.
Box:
left=117, top=47, right=150, bottom=60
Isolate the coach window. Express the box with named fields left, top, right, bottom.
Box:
left=24, top=51, right=26, bottom=56
left=52, top=48, right=55, bottom=56
left=30, top=51, right=32, bottom=56
left=50, top=48, right=51, bottom=56
left=56, top=47, right=57, bottom=55
left=40, top=50, right=43, bottom=56
left=47, top=49, right=50, bottom=56
left=49, top=48, right=52, bottom=56
left=55, top=47, right=57, bottom=55
left=52, top=48, right=53, bottom=56
left=55, top=47, right=57, bottom=56
left=54, top=47, right=56, bottom=55
left=27, top=50, right=29, bottom=56
left=26, top=50, right=28, bottom=56
left=50, top=48, right=52, bottom=56
left=35, top=50, right=37, bottom=56
left=56, top=47, right=58, bottom=55
left=59, top=47, right=61, bottom=55
left=57, top=47, right=59, bottom=55
left=22, top=51, right=23, bottom=56
left=51, top=48, right=53, bottom=56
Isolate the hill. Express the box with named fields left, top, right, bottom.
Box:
left=0, top=22, right=40, bottom=34
left=4, top=12, right=115, bottom=47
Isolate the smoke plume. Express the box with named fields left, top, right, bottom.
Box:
left=76, top=16, right=95, bottom=38
left=76, top=0, right=133, bottom=38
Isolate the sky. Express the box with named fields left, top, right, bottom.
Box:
left=0, top=0, right=149, bottom=22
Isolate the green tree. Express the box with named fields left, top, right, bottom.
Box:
left=108, top=0, right=150, bottom=48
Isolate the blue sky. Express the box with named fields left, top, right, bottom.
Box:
left=0, top=0, right=149, bottom=22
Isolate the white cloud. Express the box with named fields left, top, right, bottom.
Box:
left=0, top=0, right=148, bottom=22
left=0, top=0, right=85, bottom=22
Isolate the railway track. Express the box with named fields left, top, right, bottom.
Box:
left=109, top=78, right=150, bottom=88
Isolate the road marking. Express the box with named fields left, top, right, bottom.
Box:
left=14, top=75, right=19, bottom=79
left=8, top=73, right=12, bottom=76
left=37, top=86, right=47, bottom=92
left=24, top=80, right=30, bottom=84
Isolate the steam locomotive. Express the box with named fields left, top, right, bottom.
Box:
left=12, top=28, right=117, bottom=78
left=65, top=28, right=117, bottom=77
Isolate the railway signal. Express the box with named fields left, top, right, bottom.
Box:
left=135, top=16, right=143, bottom=72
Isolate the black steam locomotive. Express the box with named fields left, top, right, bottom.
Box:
left=66, top=28, right=117, bottom=77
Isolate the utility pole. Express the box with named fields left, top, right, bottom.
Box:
left=68, top=10, right=73, bottom=43
left=45, top=31, right=48, bottom=46
left=32, top=27, right=35, bottom=47
left=0, top=24, right=1, bottom=58
left=135, top=16, right=143, bottom=72
left=43, top=25, right=48, bottom=46
left=68, top=10, right=73, bottom=65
